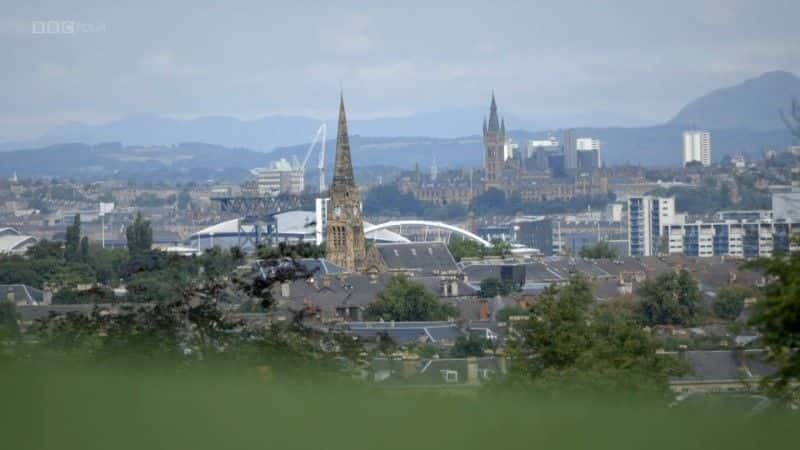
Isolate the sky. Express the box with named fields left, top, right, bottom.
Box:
left=1, top=0, right=799, bottom=141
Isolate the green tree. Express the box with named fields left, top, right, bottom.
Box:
left=366, top=275, right=457, bottom=321
left=579, top=241, right=618, bottom=259
left=496, top=305, right=528, bottom=322
left=80, top=236, right=90, bottom=262
left=26, top=240, right=64, bottom=260
left=510, top=276, right=681, bottom=395
left=749, top=236, right=800, bottom=393
left=0, top=301, right=20, bottom=338
left=126, top=212, right=153, bottom=258
left=638, top=270, right=702, bottom=326
left=713, top=285, right=752, bottom=321
left=448, top=235, right=486, bottom=261
left=64, top=214, right=81, bottom=263
left=478, top=277, right=514, bottom=298
left=451, top=334, right=490, bottom=358
left=513, top=275, right=594, bottom=375
left=177, top=189, right=192, bottom=210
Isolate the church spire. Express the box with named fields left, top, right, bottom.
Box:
left=488, top=91, right=500, bottom=131
left=332, top=93, right=356, bottom=188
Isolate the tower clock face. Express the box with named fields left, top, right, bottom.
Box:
left=334, top=206, right=342, bottom=217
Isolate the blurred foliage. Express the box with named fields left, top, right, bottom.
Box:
left=749, top=235, right=800, bottom=396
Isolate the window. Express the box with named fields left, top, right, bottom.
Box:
left=441, top=370, right=459, bottom=383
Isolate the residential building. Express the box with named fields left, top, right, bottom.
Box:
left=628, top=196, right=678, bottom=256
left=683, top=130, right=711, bottom=167
left=664, top=218, right=800, bottom=258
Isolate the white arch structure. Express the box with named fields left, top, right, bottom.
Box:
left=364, top=220, right=493, bottom=248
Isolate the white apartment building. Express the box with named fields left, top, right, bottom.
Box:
left=248, top=159, right=305, bottom=197
left=683, top=131, right=711, bottom=167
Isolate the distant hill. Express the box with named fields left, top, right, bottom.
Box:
left=670, top=70, right=800, bottom=131
left=0, top=142, right=271, bottom=183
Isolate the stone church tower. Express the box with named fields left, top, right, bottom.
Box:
left=325, top=94, right=366, bottom=271
left=483, top=93, right=506, bottom=190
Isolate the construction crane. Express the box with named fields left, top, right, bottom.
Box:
left=297, top=123, right=327, bottom=194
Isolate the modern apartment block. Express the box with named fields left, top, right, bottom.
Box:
left=664, top=220, right=800, bottom=258
left=682, top=130, right=711, bottom=167
left=628, top=196, right=678, bottom=256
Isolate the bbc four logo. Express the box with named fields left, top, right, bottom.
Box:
left=31, top=20, right=106, bottom=35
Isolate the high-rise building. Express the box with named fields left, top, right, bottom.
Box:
left=628, top=196, right=677, bottom=256
left=576, top=137, right=601, bottom=171
left=247, top=159, right=304, bottom=197
left=325, top=95, right=366, bottom=271
left=563, top=129, right=577, bottom=172
left=577, top=149, right=600, bottom=173
left=483, top=93, right=506, bottom=190
left=683, top=131, right=711, bottom=167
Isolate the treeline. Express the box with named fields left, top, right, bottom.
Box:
left=0, top=212, right=244, bottom=304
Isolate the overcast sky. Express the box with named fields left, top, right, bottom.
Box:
left=1, top=0, right=799, bottom=140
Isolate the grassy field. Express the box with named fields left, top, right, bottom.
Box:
left=1, top=363, right=796, bottom=450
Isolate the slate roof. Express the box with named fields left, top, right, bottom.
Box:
left=375, top=242, right=459, bottom=275
left=271, top=273, right=474, bottom=320
left=345, top=321, right=464, bottom=345
left=0, top=284, right=45, bottom=305
left=371, top=356, right=506, bottom=385
left=668, top=349, right=777, bottom=384
left=15, top=304, right=103, bottom=321
left=296, top=258, right=346, bottom=275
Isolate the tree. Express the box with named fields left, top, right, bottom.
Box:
left=496, top=305, right=528, bottom=322
left=509, top=276, right=681, bottom=395
left=579, top=241, right=618, bottom=259
left=80, top=236, right=90, bottom=262
left=490, top=239, right=512, bottom=258
left=451, top=335, right=490, bottom=358
left=448, top=236, right=487, bottom=261
left=749, top=236, right=800, bottom=394
left=638, top=270, right=702, bottom=326
left=177, top=189, right=192, bottom=210
left=513, top=275, right=594, bottom=375
left=478, top=277, right=514, bottom=298
left=64, top=214, right=81, bottom=262
left=713, top=285, right=752, bottom=321
left=366, top=275, right=457, bottom=321
left=0, top=301, right=20, bottom=338
left=126, top=212, right=153, bottom=257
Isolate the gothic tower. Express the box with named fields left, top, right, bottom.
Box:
left=325, top=94, right=366, bottom=271
left=483, top=92, right=506, bottom=190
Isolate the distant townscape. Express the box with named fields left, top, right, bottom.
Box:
left=2, top=75, right=800, bottom=417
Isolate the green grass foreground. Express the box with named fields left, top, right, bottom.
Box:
left=1, top=363, right=796, bottom=450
